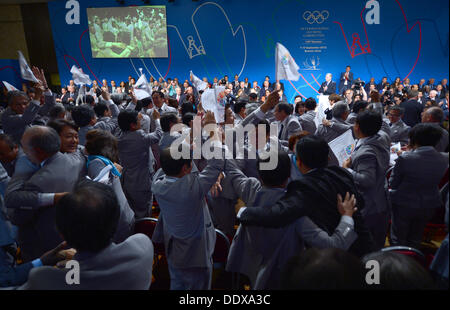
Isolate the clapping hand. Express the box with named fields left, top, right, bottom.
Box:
left=337, top=192, right=357, bottom=217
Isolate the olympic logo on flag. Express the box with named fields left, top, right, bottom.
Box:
left=302, top=10, right=329, bottom=24
left=345, top=144, right=355, bottom=156
left=281, top=54, right=290, bottom=66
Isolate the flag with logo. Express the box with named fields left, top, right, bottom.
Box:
left=70, top=65, right=92, bottom=86
left=134, top=73, right=152, bottom=100
left=190, top=71, right=208, bottom=91
left=275, top=43, right=300, bottom=81
left=2, top=81, right=18, bottom=91
left=201, top=86, right=226, bottom=123
left=18, top=51, right=39, bottom=83
left=328, top=129, right=356, bottom=166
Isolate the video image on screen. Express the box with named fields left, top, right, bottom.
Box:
left=87, top=6, right=168, bottom=58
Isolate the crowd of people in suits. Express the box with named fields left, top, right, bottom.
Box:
left=0, top=65, right=448, bottom=290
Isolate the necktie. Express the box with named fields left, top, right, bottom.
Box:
left=279, top=124, right=284, bottom=139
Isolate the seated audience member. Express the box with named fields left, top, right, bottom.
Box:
left=347, top=100, right=369, bottom=124
left=20, top=180, right=154, bottom=290
left=281, top=248, right=367, bottom=290
left=389, top=123, right=448, bottom=248
left=5, top=126, right=85, bottom=262
left=361, top=251, right=436, bottom=290
left=1, top=204, right=67, bottom=287
left=85, top=130, right=135, bottom=243
left=298, top=97, right=317, bottom=134
left=46, top=119, right=81, bottom=154
left=274, top=102, right=302, bottom=147
left=152, top=122, right=224, bottom=290
left=117, top=109, right=162, bottom=218
left=238, top=135, right=375, bottom=257
left=159, top=112, right=181, bottom=152
left=387, top=106, right=410, bottom=145
left=294, top=101, right=306, bottom=118
left=343, top=110, right=390, bottom=249
left=226, top=151, right=358, bottom=289
left=421, top=107, right=449, bottom=152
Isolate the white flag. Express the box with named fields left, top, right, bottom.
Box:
left=328, top=129, right=356, bottom=166
left=18, top=51, right=39, bottom=83
left=190, top=71, right=208, bottom=91
left=314, top=94, right=331, bottom=128
left=2, top=81, right=18, bottom=91
left=201, top=86, right=226, bottom=123
left=134, top=73, right=152, bottom=100
left=70, top=65, right=92, bottom=86
left=275, top=43, right=300, bottom=81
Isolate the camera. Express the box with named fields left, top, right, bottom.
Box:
left=353, top=79, right=365, bottom=90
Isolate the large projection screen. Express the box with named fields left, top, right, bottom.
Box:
left=87, top=6, right=168, bottom=58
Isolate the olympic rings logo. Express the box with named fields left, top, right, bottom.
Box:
left=302, top=10, right=330, bottom=24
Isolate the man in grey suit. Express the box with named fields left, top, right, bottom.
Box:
left=299, top=97, right=317, bottom=134
left=1, top=89, right=55, bottom=145
left=389, top=124, right=449, bottom=248
left=422, top=107, right=449, bottom=152
left=274, top=102, right=302, bottom=147
left=152, top=123, right=224, bottom=290
left=316, top=101, right=353, bottom=166
left=387, top=106, right=410, bottom=145
left=343, top=110, right=390, bottom=249
left=158, top=112, right=181, bottom=153
left=117, top=109, right=162, bottom=219
left=5, top=126, right=86, bottom=262
left=226, top=151, right=358, bottom=289
left=20, top=180, right=154, bottom=290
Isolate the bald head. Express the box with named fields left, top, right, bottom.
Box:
left=21, top=126, right=61, bottom=164
left=422, top=107, right=444, bottom=124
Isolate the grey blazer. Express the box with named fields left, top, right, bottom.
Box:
left=1, top=93, right=55, bottom=144
left=278, top=114, right=302, bottom=145
left=151, top=152, right=225, bottom=269
left=299, top=110, right=317, bottom=134
left=389, top=119, right=410, bottom=144
left=434, top=125, right=449, bottom=152
left=226, top=162, right=357, bottom=289
left=118, top=126, right=162, bottom=193
left=315, top=117, right=352, bottom=142
left=348, top=134, right=390, bottom=216
left=19, top=234, right=154, bottom=290
left=5, top=152, right=86, bottom=262
left=389, top=146, right=448, bottom=209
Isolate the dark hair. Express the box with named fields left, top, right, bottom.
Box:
left=84, top=95, right=95, bottom=105
left=234, top=100, right=247, bottom=114
left=160, top=147, right=192, bottom=177
left=288, top=131, right=310, bottom=152
left=356, top=110, right=382, bottom=136
left=0, top=133, right=17, bottom=149
left=295, top=101, right=305, bottom=114
left=180, top=102, right=195, bottom=116
left=182, top=112, right=196, bottom=127
left=152, top=90, right=165, bottom=99
left=160, top=112, right=178, bottom=133
left=388, top=105, right=404, bottom=115
left=49, top=104, right=66, bottom=119
left=281, top=248, right=367, bottom=290
left=328, top=94, right=342, bottom=103
left=361, top=251, right=436, bottom=290
left=409, top=123, right=443, bottom=147
left=369, top=90, right=381, bottom=103
left=257, top=150, right=291, bottom=187
left=296, top=135, right=329, bottom=169
left=304, top=97, right=317, bottom=110
left=352, top=100, right=369, bottom=114
left=249, top=93, right=258, bottom=100
left=93, top=102, right=109, bottom=118
left=425, top=107, right=444, bottom=123
left=85, top=129, right=119, bottom=162
left=55, top=179, right=120, bottom=252
left=47, top=119, right=78, bottom=135
left=118, top=110, right=138, bottom=131
left=276, top=102, right=293, bottom=115
left=71, top=105, right=95, bottom=127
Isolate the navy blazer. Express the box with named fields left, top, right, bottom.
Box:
left=319, top=81, right=336, bottom=95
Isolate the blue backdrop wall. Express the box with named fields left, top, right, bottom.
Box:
left=48, top=0, right=449, bottom=101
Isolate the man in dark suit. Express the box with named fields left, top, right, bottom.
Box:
left=238, top=135, right=375, bottom=258
left=440, top=78, right=448, bottom=93
left=231, top=74, right=240, bottom=91
left=319, top=73, right=336, bottom=95
left=427, top=78, right=436, bottom=90
left=338, top=66, right=354, bottom=95
left=400, top=90, right=423, bottom=127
